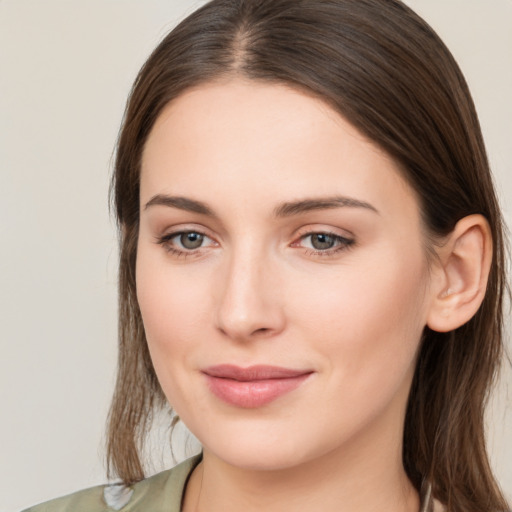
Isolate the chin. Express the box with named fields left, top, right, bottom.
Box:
left=192, top=419, right=330, bottom=472
left=211, top=444, right=311, bottom=472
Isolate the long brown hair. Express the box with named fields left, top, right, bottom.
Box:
left=107, top=1, right=509, bottom=510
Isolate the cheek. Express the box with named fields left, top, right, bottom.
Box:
left=137, top=267, right=205, bottom=339
left=289, top=245, right=429, bottom=384
left=135, top=247, right=211, bottom=389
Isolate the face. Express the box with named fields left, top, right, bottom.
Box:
left=137, top=80, right=434, bottom=471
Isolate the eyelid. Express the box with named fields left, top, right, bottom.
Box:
left=290, top=227, right=356, bottom=256
left=293, top=231, right=354, bottom=246
left=292, top=224, right=355, bottom=242
left=167, top=231, right=215, bottom=247
left=156, top=223, right=217, bottom=240
left=155, top=225, right=219, bottom=257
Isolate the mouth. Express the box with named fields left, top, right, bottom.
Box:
left=202, top=364, right=314, bottom=408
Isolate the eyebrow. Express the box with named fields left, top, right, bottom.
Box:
left=144, top=194, right=379, bottom=217
left=273, top=196, right=379, bottom=217
left=144, top=195, right=216, bottom=216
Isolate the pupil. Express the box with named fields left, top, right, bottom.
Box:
left=311, top=233, right=334, bottom=250
left=181, top=232, right=204, bottom=249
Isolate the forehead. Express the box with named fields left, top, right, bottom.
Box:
left=140, top=79, right=419, bottom=223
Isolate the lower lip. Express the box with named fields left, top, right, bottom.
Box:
left=204, top=373, right=312, bottom=408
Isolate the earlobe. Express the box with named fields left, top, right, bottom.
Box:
left=427, top=214, right=492, bottom=333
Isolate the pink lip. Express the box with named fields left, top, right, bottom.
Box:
left=202, top=365, right=313, bottom=408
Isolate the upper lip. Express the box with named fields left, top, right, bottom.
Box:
left=202, top=364, right=313, bottom=381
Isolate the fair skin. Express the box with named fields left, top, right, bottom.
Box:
left=136, top=80, right=491, bottom=512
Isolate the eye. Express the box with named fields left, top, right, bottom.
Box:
left=305, top=233, right=339, bottom=250
left=293, top=231, right=355, bottom=255
left=176, top=232, right=206, bottom=250
left=157, top=230, right=217, bottom=255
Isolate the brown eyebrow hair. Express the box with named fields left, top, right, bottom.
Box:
left=273, top=196, right=379, bottom=216
left=144, top=195, right=216, bottom=216
left=144, top=194, right=379, bottom=217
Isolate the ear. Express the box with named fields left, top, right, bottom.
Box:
left=427, top=214, right=492, bottom=333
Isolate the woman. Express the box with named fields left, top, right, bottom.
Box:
left=24, top=0, right=509, bottom=511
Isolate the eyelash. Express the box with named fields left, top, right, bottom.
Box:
left=156, top=230, right=355, bottom=258
left=296, top=231, right=355, bottom=257
left=156, top=230, right=215, bottom=259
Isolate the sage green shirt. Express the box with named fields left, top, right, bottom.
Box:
left=22, top=455, right=201, bottom=512
left=22, top=454, right=443, bottom=512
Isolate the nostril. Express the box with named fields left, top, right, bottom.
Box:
left=251, top=327, right=272, bottom=337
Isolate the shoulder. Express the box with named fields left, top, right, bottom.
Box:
left=21, top=485, right=105, bottom=512
left=22, top=455, right=202, bottom=512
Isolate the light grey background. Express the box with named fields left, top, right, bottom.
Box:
left=1, top=1, right=510, bottom=510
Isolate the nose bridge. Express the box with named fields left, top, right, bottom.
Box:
left=215, top=239, right=284, bottom=340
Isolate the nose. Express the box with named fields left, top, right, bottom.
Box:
left=214, top=247, right=286, bottom=341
